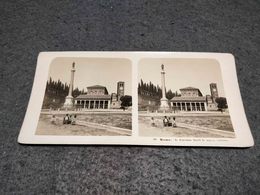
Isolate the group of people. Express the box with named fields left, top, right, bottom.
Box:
left=63, top=114, right=77, bottom=125
left=50, top=114, right=77, bottom=125
left=150, top=116, right=177, bottom=127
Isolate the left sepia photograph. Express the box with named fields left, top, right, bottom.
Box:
left=35, top=58, right=132, bottom=136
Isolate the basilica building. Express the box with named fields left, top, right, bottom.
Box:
left=170, top=83, right=219, bottom=111
left=74, top=81, right=124, bottom=109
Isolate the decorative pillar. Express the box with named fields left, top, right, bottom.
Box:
left=108, top=100, right=111, bottom=109
left=159, top=64, right=170, bottom=111
left=103, top=100, right=105, bottom=109
left=199, top=102, right=202, bottom=111
left=180, top=102, right=182, bottom=111
left=63, top=62, right=76, bottom=108
left=204, top=102, right=207, bottom=111
left=185, top=102, right=187, bottom=111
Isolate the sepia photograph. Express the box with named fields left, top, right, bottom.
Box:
left=35, top=57, right=132, bottom=136
left=138, top=58, right=235, bottom=138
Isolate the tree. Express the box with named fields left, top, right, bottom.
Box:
left=120, top=95, right=132, bottom=107
left=215, top=97, right=228, bottom=111
left=175, top=91, right=181, bottom=97
left=72, top=87, right=83, bottom=97
left=138, top=83, right=141, bottom=94
left=140, top=79, right=144, bottom=90
left=166, top=89, right=175, bottom=100
left=42, top=78, right=84, bottom=109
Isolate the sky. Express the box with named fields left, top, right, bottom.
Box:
left=48, top=57, right=132, bottom=95
left=138, top=58, right=226, bottom=97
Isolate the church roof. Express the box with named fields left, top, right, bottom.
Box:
left=170, top=96, right=206, bottom=102
left=180, top=87, right=199, bottom=90
left=87, top=85, right=106, bottom=89
left=75, top=94, right=111, bottom=100
left=179, top=86, right=203, bottom=96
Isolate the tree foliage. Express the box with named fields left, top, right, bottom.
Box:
left=138, top=79, right=162, bottom=98
left=42, top=77, right=84, bottom=109
left=138, top=79, right=180, bottom=99
left=215, top=97, right=228, bottom=110
left=166, top=89, right=175, bottom=100
left=120, top=95, right=132, bottom=107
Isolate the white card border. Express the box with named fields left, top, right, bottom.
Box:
left=18, top=52, right=254, bottom=147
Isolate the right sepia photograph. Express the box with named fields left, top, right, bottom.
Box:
left=138, top=58, right=235, bottom=138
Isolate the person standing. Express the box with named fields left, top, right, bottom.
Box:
left=63, top=114, right=70, bottom=124
left=151, top=117, right=155, bottom=127
left=163, top=116, right=169, bottom=127
left=168, top=117, right=173, bottom=126
left=172, top=117, right=177, bottom=127
left=71, top=114, right=77, bottom=125
left=50, top=115, right=57, bottom=125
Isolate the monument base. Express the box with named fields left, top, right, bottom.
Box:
left=159, top=98, right=170, bottom=112
left=63, top=96, right=74, bottom=109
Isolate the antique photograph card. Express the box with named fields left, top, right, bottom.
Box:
left=36, top=58, right=132, bottom=136
left=18, top=52, right=254, bottom=147
left=138, top=59, right=234, bottom=138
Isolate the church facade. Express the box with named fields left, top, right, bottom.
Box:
left=74, top=82, right=124, bottom=109
left=170, top=83, right=219, bottom=111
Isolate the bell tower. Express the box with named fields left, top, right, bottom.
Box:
left=210, top=83, right=219, bottom=103
left=117, top=81, right=124, bottom=100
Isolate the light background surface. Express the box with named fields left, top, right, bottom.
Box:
left=1, top=1, right=259, bottom=194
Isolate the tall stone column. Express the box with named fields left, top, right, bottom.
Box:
left=159, top=64, right=170, bottom=111
left=63, top=62, right=76, bottom=108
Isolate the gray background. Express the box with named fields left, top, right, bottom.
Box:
left=1, top=0, right=259, bottom=194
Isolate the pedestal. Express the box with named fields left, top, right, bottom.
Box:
left=63, top=96, right=74, bottom=108
left=159, top=98, right=170, bottom=111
